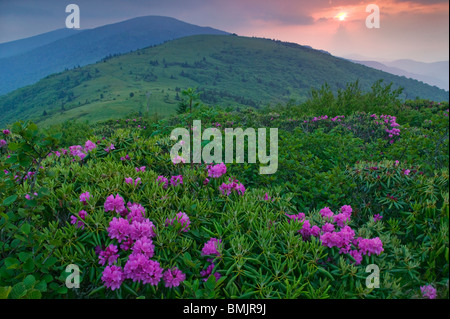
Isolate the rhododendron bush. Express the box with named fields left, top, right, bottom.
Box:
left=0, top=97, right=448, bottom=299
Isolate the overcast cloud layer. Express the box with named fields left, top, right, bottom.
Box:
left=0, top=0, right=448, bottom=62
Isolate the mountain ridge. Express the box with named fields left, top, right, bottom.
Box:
left=0, top=16, right=229, bottom=95
left=0, top=34, right=448, bottom=127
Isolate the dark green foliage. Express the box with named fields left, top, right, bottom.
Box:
left=0, top=85, right=448, bottom=299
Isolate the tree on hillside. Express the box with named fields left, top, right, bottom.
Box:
left=181, top=88, right=200, bottom=114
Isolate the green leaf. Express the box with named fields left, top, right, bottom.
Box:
left=23, top=258, right=35, bottom=272
left=28, top=123, right=38, bottom=132
left=18, top=252, right=32, bottom=262
left=10, top=283, right=27, bottom=299
left=4, top=257, right=19, bottom=269
left=2, top=195, right=18, bottom=206
left=44, top=257, right=58, bottom=268
left=20, top=223, right=31, bottom=235
left=35, top=280, right=47, bottom=293
left=24, top=289, right=41, bottom=299
left=7, top=142, right=20, bottom=151
left=57, top=286, right=68, bottom=294
left=38, top=187, right=50, bottom=197
left=23, top=275, right=36, bottom=289
left=0, top=287, right=12, bottom=299
left=88, top=286, right=106, bottom=297
left=123, top=283, right=138, bottom=297
left=205, top=275, right=216, bottom=290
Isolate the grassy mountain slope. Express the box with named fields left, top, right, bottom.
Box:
left=0, top=16, right=228, bottom=95
left=0, top=34, right=448, bottom=126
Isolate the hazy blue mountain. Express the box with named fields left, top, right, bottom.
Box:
left=0, top=28, right=81, bottom=59
left=385, top=60, right=449, bottom=91
left=345, top=56, right=449, bottom=91
left=0, top=16, right=229, bottom=95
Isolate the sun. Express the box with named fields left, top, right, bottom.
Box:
left=336, top=12, right=347, bottom=21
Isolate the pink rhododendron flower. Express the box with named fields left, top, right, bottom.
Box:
left=120, top=154, right=131, bottom=161
left=166, top=212, right=190, bottom=232
left=404, top=169, right=411, bottom=176
left=104, top=194, right=126, bottom=213
left=129, top=219, right=156, bottom=240
left=340, top=205, right=352, bottom=217
left=201, top=238, right=221, bottom=257
left=108, top=217, right=130, bottom=243
left=156, top=176, right=169, bottom=188
left=373, top=214, right=383, bottom=222
left=357, top=237, right=384, bottom=256
left=322, top=223, right=335, bottom=233
left=104, top=143, right=115, bottom=153
left=311, top=225, right=321, bottom=237
left=69, top=145, right=87, bottom=160
left=125, top=177, right=133, bottom=185
left=102, top=265, right=124, bottom=291
left=420, top=285, right=437, bottom=299
left=163, top=267, right=186, bottom=288
left=349, top=250, right=363, bottom=265
left=207, top=162, right=227, bottom=178
left=2, top=129, right=10, bottom=135
left=299, top=220, right=312, bottom=239
left=84, top=140, right=97, bottom=152
left=123, top=253, right=163, bottom=285
left=285, top=213, right=305, bottom=222
left=333, top=213, right=351, bottom=228
left=120, top=238, right=134, bottom=251
left=79, top=192, right=90, bottom=204
left=131, top=237, right=155, bottom=258
left=219, top=179, right=245, bottom=196
left=127, top=203, right=145, bottom=223
left=172, top=155, right=186, bottom=164
left=170, top=175, right=183, bottom=187
left=98, top=244, right=119, bottom=266
left=200, top=263, right=221, bottom=282
left=70, top=210, right=87, bottom=229
left=320, top=207, right=334, bottom=219
left=320, top=225, right=355, bottom=250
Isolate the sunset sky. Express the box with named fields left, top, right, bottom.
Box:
left=0, top=0, right=448, bottom=62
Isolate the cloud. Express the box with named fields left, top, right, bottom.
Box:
left=0, top=0, right=447, bottom=61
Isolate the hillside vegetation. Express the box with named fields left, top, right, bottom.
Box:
left=0, top=84, right=448, bottom=299
left=0, top=34, right=448, bottom=127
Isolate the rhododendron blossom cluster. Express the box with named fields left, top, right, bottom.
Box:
left=70, top=210, right=88, bottom=229
left=201, top=238, right=222, bottom=257
left=79, top=192, right=90, bottom=204
left=104, top=194, right=126, bottom=214
left=219, top=178, right=246, bottom=196
left=166, top=212, right=191, bottom=232
left=125, top=177, right=141, bottom=186
left=420, top=284, right=437, bottom=299
left=99, top=194, right=186, bottom=290
left=287, top=205, right=384, bottom=265
left=207, top=162, right=227, bottom=178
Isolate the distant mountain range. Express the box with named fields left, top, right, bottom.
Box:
left=0, top=33, right=448, bottom=127
left=0, top=16, right=229, bottom=95
left=344, top=55, right=449, bottom=91
left=0, top=28, right=81, bottom=59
